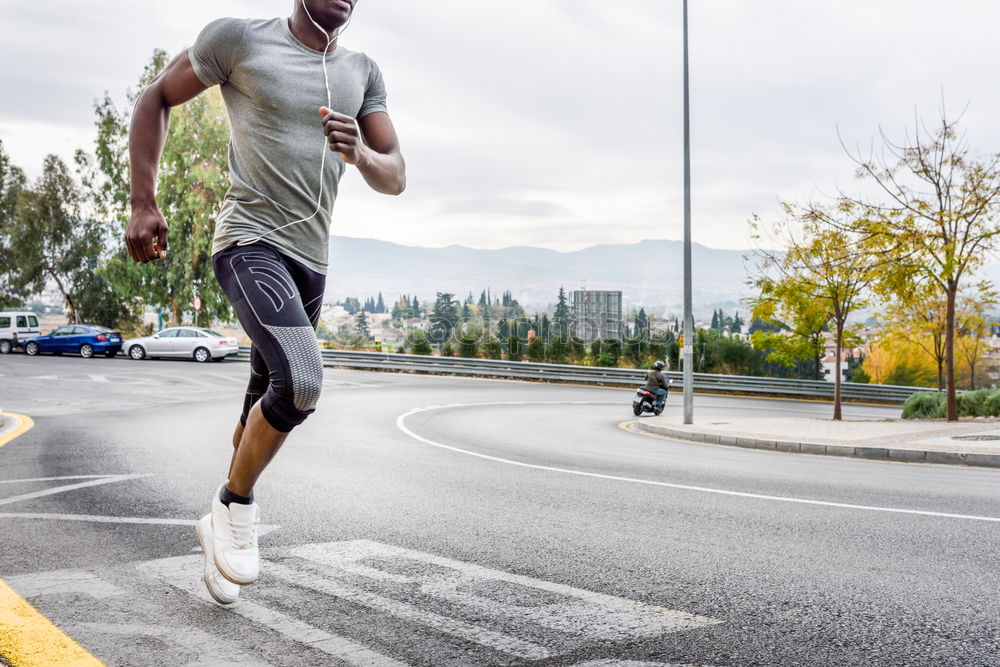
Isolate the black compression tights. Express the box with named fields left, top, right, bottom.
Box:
left=213, top=243, right=326, bottom=433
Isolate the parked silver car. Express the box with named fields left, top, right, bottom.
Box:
left=123, top=327, right=239, bottom=362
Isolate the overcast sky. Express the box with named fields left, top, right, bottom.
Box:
left=3, top=1, right=1000, bottom=251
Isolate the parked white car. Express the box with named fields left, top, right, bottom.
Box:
left=0, top=311, right=41, bottom=354
left=123, top=327, right=239, bottom=362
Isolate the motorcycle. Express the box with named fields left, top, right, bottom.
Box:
left=633, top=384, right=668, bottom=416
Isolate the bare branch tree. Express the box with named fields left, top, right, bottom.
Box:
left=842, top=110, right=1000, bottom=420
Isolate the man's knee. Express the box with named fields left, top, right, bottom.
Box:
left=291, top=356, right=324, bottom=412
left=259, top=353, right=324, bottom=432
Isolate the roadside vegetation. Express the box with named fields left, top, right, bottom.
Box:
left=749, top=109, right=1000, bottom=420
left=902, top=388, right=1000, bottom=419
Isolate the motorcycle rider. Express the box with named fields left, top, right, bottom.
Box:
left=644, top=360, right=669, bottom=407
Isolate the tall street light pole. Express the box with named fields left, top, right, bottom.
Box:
left=682, top=0, right=694, bottom=424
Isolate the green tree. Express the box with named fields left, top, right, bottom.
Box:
left=634, top=307, right=649, bottom=340
left=0, top=140, right=27, bottom=308
left=550, top=287, right=571, bottom=341
left=752, top=200, right=874, bottom=419
left=748, top=266, right=830, bottom=380
left=595, top=338, right=622, bottom=367
left=847, top=356, right=871, bottom=383
left=955, top=294, right=996, bottom=390
left=527, top=335, right=545, bottom=362
left=430, top=292, right=460, bottom=346
left=407, top=328, right=433, bottom=355
left=481, top=336, right=503, bottom=360
left=355, top=309, right=371, bottom=340
left=505, top=320, right=523, bottom=361
left=648, top=341, right=668, bottom=367
left=849, top=111, right=1000, bottom=420
left=11, top=155, right=103, bottom=323
left=548, top=336, right=569, bottom=364
left=454, top=319, right=482, bottom=358
left=569, top=337, right=587, bottom=364
left=316, top=320, right=334, bottom=341
left=342, top=297, right=361, bottom=315
left=82, top=49, right=232, bottom=327
left=73, top=267, right=141, bottom=329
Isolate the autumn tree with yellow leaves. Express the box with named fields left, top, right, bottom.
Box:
left=845, top=111, right=1000, bottom=420
left=751, top=200, right=874, bottom=420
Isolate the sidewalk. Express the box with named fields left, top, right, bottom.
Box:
left=635, top=416, right=1000, bottom=468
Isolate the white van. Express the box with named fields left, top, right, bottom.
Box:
left=0, top=311, right=42, bottom=354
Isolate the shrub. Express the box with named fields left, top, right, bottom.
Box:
left=983, top=389, right=1000, bottom=417
left=901, top=392, right=945, bottom=419
left=957, top=388, right=992, bottom=417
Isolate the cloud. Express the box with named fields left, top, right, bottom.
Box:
left=435, top=197, right=573, bottom=218
left=3, top=0, right=1000, bottom=252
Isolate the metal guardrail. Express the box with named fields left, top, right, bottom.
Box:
left=235, top=346, right=923, bottom=404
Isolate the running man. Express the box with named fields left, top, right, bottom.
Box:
left=126, top=0, right=405, bottom=604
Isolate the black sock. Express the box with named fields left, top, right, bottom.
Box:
left=219, top=486, right=253, bottom=506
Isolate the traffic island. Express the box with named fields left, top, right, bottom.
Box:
left=634, top=416, right=1000, bottom=468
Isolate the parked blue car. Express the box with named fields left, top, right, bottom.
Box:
left=25, top=325, right=123, bottom=359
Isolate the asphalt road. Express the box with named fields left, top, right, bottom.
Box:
left=0, top=352, right=998, bottom=666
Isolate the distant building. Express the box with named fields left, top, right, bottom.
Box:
left=571, top=290, right=622, bottom=342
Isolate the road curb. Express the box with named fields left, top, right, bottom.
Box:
left=634, top=421, right=1000, bottom=469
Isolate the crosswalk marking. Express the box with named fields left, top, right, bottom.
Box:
left=5, top=540, right=723, bottom=666
left=267, top=560, right=552, bottom=660
left=139, top=555, right=408, bottom=667
left=293, top=540, right=721, bottom=642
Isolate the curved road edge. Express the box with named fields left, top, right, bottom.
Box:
left=629, top=418, right=1000, bottom=469
left=0, top=412, right=34, bottom=448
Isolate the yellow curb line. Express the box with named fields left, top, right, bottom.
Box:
left=0, top=414, right=34, bottom=448
left=0, top=413, right=101, bottom=666
left=0, top=578, right=104, bottom=667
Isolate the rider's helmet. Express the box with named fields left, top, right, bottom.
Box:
left=653, top=360, right=665, bottom=371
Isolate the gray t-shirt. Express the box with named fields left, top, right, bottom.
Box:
left=189, top=17, right=387, bottom=274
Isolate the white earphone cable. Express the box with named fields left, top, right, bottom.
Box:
left=236, top=1, right=354, bottom=247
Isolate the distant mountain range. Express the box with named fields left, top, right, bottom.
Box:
left=326, top=237, right=760, bottom=316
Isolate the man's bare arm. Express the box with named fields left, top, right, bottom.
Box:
left=127, top=50, right=209, bottom=263
left=321, top=108, right=406, bottom=196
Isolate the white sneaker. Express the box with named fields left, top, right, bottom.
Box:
left=195, top=514, right=241, bottom=605
left=211, top=485, right=260, bottom=585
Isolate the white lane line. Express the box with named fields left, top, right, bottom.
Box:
left=139, top=555, right=409, bottom=667
left=0, top=512, right=197, bottom=526
left=397, top=403, right=1000, bottom=524
left=267, top=560, right=553, bottom=660
left=0, top=474, right=155, bottom=507
left=88, top=374, right=110, bottom=383
left=0, top=475, right=116, bottom=484
left=0, top=512, right=280, bottom=536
